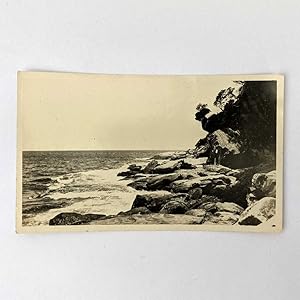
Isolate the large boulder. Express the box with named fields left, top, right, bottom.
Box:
left=247, top=170, right=276, bottom=205
left=23, top=200, right=65, bottom=214
left=128, top=173, right=183, bottom=191
left=127, top=177, right=149, bottom=190
left=117, top=164, right=143, bottom=177
left=170, top=173, right=238, bottom=202
left=131, top=192, right=187, bottom=213
left=147, top=173, right=184, bottom=190
left=202, top=166, right=270, bottom=208
left=142, top=160, right=160, bottom=173
left=49, top=212, right=106, bottom=225
left=152, top=160, right=183, bottom=174
left=151, top=160, right=194, bottom=174
left=238, top=197, right=276, bottom=226
left=160, top=200, right=189, bottom=214
left=170, top=178, right=212, bottom=193
left=128, top=164, right=142, bottom=172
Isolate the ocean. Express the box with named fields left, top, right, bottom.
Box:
left=22, top=150, right=165, bottom=226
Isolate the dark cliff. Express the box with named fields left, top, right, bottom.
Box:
left=194, top=81, right=277, bottom=169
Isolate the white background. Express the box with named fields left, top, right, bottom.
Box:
left=0, top=1, right=299, bottom=299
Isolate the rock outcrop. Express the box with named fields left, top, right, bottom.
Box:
left=131, top=191, right=177, bottom=212
left=151, top=160, right=194, bottom=174
left=238, top=197, right=276, bottom=225
left=49, top=212, right=106, bottom=225
left=194, top=81, right=277, bottom=169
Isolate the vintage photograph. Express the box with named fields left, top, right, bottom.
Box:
left=17, top=72, right=283, bottom=233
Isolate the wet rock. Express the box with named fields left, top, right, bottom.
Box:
left=238, top=197, right=276, bottom=226
left=128, top=164, right=142, bottom=172
left=160, top=200, right=189, bottom=214
left=130, top=173, right=183, bottom=191
left=117, top=164, right=143, bottom=177
left=127, top=177, right=149, bottom=190
left=142, top=160, right=160, bottom=173
left=152, top=160, right=182, bottom=174
left=117, top=170, right=136, bottom=177
left=131, top=192, right=174, bottom=212
left=32, top=177, right=56, bottom=184
left=23, top=201, right=65, bottom=214
left=49, top=212, right=106, bottom=225
left=90, top=213, right=204, bottom=225
left=147, top=173, right=183, bottom=190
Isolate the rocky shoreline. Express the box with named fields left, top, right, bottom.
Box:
left=49, top=150, right=276, bottom=227
left=48, top=80, right=278, bottom=228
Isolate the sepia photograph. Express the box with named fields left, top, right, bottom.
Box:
left=2, top=1, right=299, bottom=299
left=17, top=72, right=283, bottom=233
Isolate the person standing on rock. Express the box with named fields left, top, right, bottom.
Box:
left=213, top=145, right=222, bottom=165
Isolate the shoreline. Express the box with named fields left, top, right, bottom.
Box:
left=44, top=151, right=277, bottom=228
left=22, top=151, right=183, bottom=226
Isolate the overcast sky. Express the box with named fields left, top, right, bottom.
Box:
left=20, top=72, right=238, bottom=150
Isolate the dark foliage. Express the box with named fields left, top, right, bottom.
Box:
left=195, top=80, right=277, bottom=168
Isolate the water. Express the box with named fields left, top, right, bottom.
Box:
left=22, top=150, right=165, bottom=226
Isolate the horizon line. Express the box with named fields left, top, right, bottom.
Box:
left=22, top=149, right=187, bottom=152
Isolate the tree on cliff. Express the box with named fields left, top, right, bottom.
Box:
left=213, top=82, right=245, bottom=111
left=195, top=103, right=211, bottom=120
left=214, top=87, right=236, bottom=111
